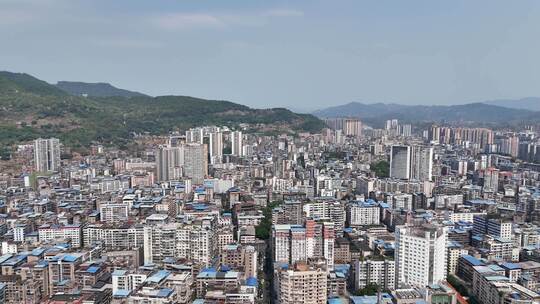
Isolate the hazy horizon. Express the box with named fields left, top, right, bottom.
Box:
left=2, top=0, right=540, bottom=110
left=4, top=69, right=540, bottom=113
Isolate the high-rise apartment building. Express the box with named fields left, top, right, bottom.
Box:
left=243, top=245, right=258, bottom=279
left=34, top=138, right=61, bottom=172
left=184, top=143, right=208, bottom=184
left=429, top=126, right=494, bottom=148
left=353, top=258, right=395, bottom=291
left=186, top=128, right=204, bottom=144
left=386, top=119, right=399, bottom=131
left=38, top=224, right=83, bottom=248
left=303, top=200, right=345, bottom=238
left=13, top=224, right=27, bottom=242
left=273, top=224, right=292, bottom=264
left=272, top=221, right=335, bottom=270
left=390, top=145, right=411, bottom=180
left=347, top=200, right=380, bottom=227
left=83, top=224, right=144, bottom=251
left=395, top=224, right=447, bottom=288
left=272, top=200, right=304, bottom=225
left=99, top=202, right=130, bottom=223
left=112, top=270, right=148, bottom=295
left=220, top=244, right=258, bottom=279
left=47, top=253, right=82, bottom=295
left=324, top=118, right=363, bottom=138
left=472, top=215, right=513, bottom=240
left=209, top=131, right=223, bottom=164
left=447, top=243, right=469, bottom=275
left=143, top=223, right=214, bottom=266
left=290, top=227, right=307, bottom=264
left=155, top=145, right=183, bottom=182
left=322, top=222, right=335, bottom=270
left=498, top=135, right=519, bottom=157
left=231, top=131, right=243, bottom=156
left=483, top=167, right=499, bottom=193
left=155, top=143, right=207, bottom=183
left=400, top=124, right=412, bottom=137
left=410, top=145, right=433, bottom=182
left=518, top=142, right=540, bottom=163
left=343, top=118, right=362, bottom=138
left=389, top=145, right=433, bottom=181
left=277, top=263, right=328, bottom=304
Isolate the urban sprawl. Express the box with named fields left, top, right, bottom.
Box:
left=1, top=118, right=540, bottom=304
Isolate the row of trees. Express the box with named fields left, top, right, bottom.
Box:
left=255, top=200, right=283, bottom=240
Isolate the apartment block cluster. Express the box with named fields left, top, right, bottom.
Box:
left=0, top=119, right=540, bottom=304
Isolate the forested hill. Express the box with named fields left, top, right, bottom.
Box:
left=55, top=81, right=148, bottom=98
left=0, top=71, right=325, bottom=151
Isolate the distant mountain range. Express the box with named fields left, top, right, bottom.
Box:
left=313, top=100, right=540, bottom=127
left=2, top=69, right=537, bottom=152
left=483, top=97, right=540, bottom=111
left=56, top=81, right=149, bottom=98
left=0, top=71, right=324, bottom=151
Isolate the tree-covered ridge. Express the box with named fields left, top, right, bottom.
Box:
left=0, top=71, right=67, bottom=96
left=0, top=71, right=326, bottom=151
left=56, top=81, right=148, bottom=98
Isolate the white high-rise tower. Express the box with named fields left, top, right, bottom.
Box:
left=34, top=138, right=61, bottom=172
left=209, top=131, right=223, bottom=164
left=410, top=145, right=433, bottom=181
left=390, top=145, right=411, bottom=179
left=395, top=224, right=447, bottom=288
left=231, top=131, right=243, bottom=157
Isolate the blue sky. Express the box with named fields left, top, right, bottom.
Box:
left=1, top=0, right=539, bottom=111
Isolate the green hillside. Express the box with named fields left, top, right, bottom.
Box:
left=0, top=71, right=67, bottom=96
left=56, top=81, right=148, bottom=98
left=0, top=71, right=325, bottom=152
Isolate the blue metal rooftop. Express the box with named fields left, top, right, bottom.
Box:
left=462, top=255, right=484, bottom=266
left=147, top=270, right=170, bottom=283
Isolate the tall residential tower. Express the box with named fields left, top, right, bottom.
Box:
left=34, top=138, right=61, bottom=172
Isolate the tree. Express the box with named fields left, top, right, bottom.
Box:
left=255, top=200, right=283, bottom=240
left=354, top=283, right=379, bottom=296
left=371, top=160, right=389, bottom=178
left=0, top=147, right=11, bottom=160
left=446, top=274, right=469, bottom=297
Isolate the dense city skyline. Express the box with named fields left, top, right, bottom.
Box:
left=2, top=2, right=540, bottom=303
left=1, top=116, right=538, bottom=303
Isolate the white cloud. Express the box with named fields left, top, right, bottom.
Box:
left=152, top=13, right=225, bottom=30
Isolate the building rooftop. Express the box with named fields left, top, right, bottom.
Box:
left=146, top=270, right=170, bottom=283
left=462, top=255, right=484, bottom=266
left=501, top=262, right=521, bottom=270
left=350, top=294, right=393, bottom=304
